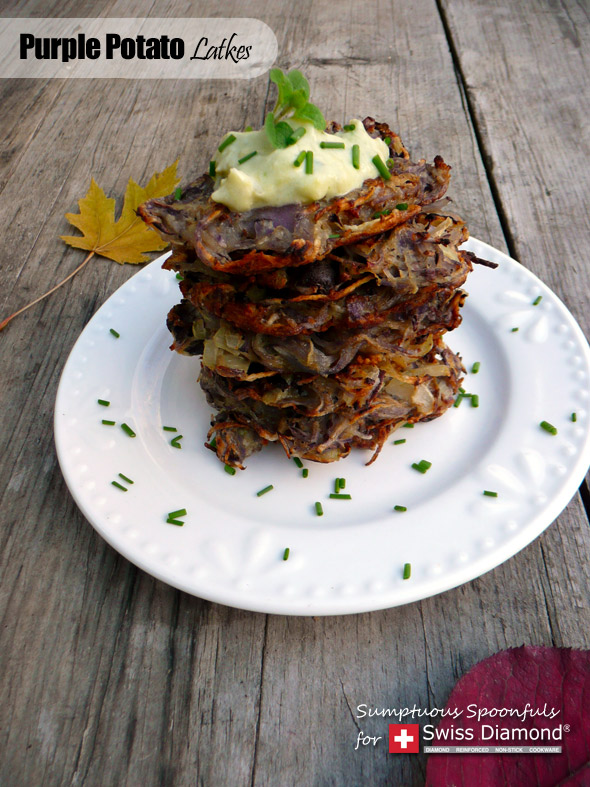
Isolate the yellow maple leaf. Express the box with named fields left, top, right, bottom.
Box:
left=60, top=160, right=179, bottom=263
left=1, top=161, right=181, bottom=332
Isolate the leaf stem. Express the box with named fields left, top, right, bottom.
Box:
left=0, top=250, right=95, bottom=332
left=275, top=105, right=291, bottom=120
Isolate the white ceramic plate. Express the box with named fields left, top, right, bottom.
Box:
left=54, top=239, right=590, bottom=615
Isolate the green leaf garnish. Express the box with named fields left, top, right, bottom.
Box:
left=285, top=69, right=310, bottom=100
left=289, top=89, right=308, bottom=112
left=264, top=112, right=279, bottom=147
left=275, top=121, right=296, bottom=147
left=293, top=102, right=325, bottom=130
left=264, top=114, right=295, bottom=149
left=269, top=68, right=292, bottom=112
left=265, top=68, right=326, bottom=148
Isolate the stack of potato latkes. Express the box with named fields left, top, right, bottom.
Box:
left=140, top=119, right=482, bottom=468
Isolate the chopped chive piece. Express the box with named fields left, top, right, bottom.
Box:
left=343, top=123, right=356, bottom=131
left=209, top=160, right=216, bottom=177
left=166, top=518, right=184, bottom=526
left=319, top=141, right=345, bottom=149
left=329, top=233, right=340, bottom=239
left=168, top=508, right=187, bottom=519
left=372, top=154, right=391, bottom=180
left=572, top=412, right=577, bottom=422
left=402, top=422, right=414, bottom=428
left=101, top=419, right=116, bottom=426
left=245, top=125, right=253, bottom=132
left=483, top=490, right=498, bottom=497
left=305, top=150, right=313, bottom=174
left=302, top=468, right=309, bottom=478
left=283, top=547, right=290, bottom=561
left=329, top=493, right=352, bottom=500
left=97, top=399, right=110, bottom=407
left=387, top=158, right=395, bottom=168
left=207, top=437, right=217, bottom=450
left=403, top=562, right=412, bottom=580
left=453, top=394, right=463, bottom=408
left=163, top=426, right=177, bottom=432
left=238, top=150, right=258, bottom=165
left=411, top=460, right=432, bottom=474
left=471, top=361, right=481, bottom=374
left=256, top=485, right=274, bottom=497
left=339, top=478, right=346, bottom=490
left=170, top=435, right=183, bottom=449
left=174, top=187, right=182, bottom=200
left=109, top=328, right=120, bottom=338
left=293, top=150, right=306, bottom=167
left=286, top=127, right=306, bottom=145
left=393, top=438, right=406, bottom=445
left=176, top=272, right=183, bottom=280
left=218, top=133, right=236, bottom=152
left=384, top=136, right=391, bottom=145
left=121, top=423, right=136, bottom=438
left=224, top=464, right=236, bottom=475
left=111, top=481, right=127, bottom=491
left=471, top=394, right=480, bottom=408
left=293, top=457, right=304, bottom=468
left=352, top=144, right=360, bottom=169
left=118, top=473, right=134, bottom=485
left=532, top=295, right=542, bottom=306
left=395, top=202, right=408, bottom=211
left=334, top=478, right=340, bottom=494
left=315, top=501, right=323, bottom=516
left=511, top=327, right=519, bottom=332
left=394, top=505, right=407, bottom=512
left=540, top=420, right=558, bottom=435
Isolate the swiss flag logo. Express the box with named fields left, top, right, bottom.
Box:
left=389, top=724, right=420, bottom=753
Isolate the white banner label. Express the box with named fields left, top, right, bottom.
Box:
left=0, top=18, right=277, bottom=78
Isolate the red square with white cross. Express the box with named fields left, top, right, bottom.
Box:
left=389, top=724, right=420, bottom=753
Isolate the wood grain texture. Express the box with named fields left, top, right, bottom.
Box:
left=0, top=1, right=589, bottom=786
left=439, top=0, right=590, bottom=510
left=440, top=0, right=590, bottom=336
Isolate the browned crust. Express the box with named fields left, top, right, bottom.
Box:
left=204, top=344, right=464, bottom=467
left=180, top=277, right=466, bottom=337
left=192, top=200, right=424, bottom=275
left=138, top=118, right=451, bottom=275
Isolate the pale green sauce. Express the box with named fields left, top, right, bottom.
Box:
left=211, top=120, right=389, bottom=213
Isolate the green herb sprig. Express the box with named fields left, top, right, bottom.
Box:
left=265, top=69, right=326, bottom=149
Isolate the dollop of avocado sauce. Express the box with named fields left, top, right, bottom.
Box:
left=211, top=120, right=389, bottom=213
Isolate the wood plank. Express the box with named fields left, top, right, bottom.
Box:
left=439, top=0, right=590, bottom=520
left=3, top=487, right=578, bottom=787
left=0, top=1, right=300, bottom=783
left=247, top=2, right=590, bottom=782
left=0, top=26, right=272, bottom=787
left=277, top=0, right=506, bottom=247
left=251, top=500, right=590, bottom=786
left=440, top=0, right=590, bottom=338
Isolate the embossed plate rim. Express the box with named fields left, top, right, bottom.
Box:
left=54, top=239, right=590, bottom=615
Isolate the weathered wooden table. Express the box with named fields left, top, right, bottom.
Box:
left=2, top=1, right=589, bottom=785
